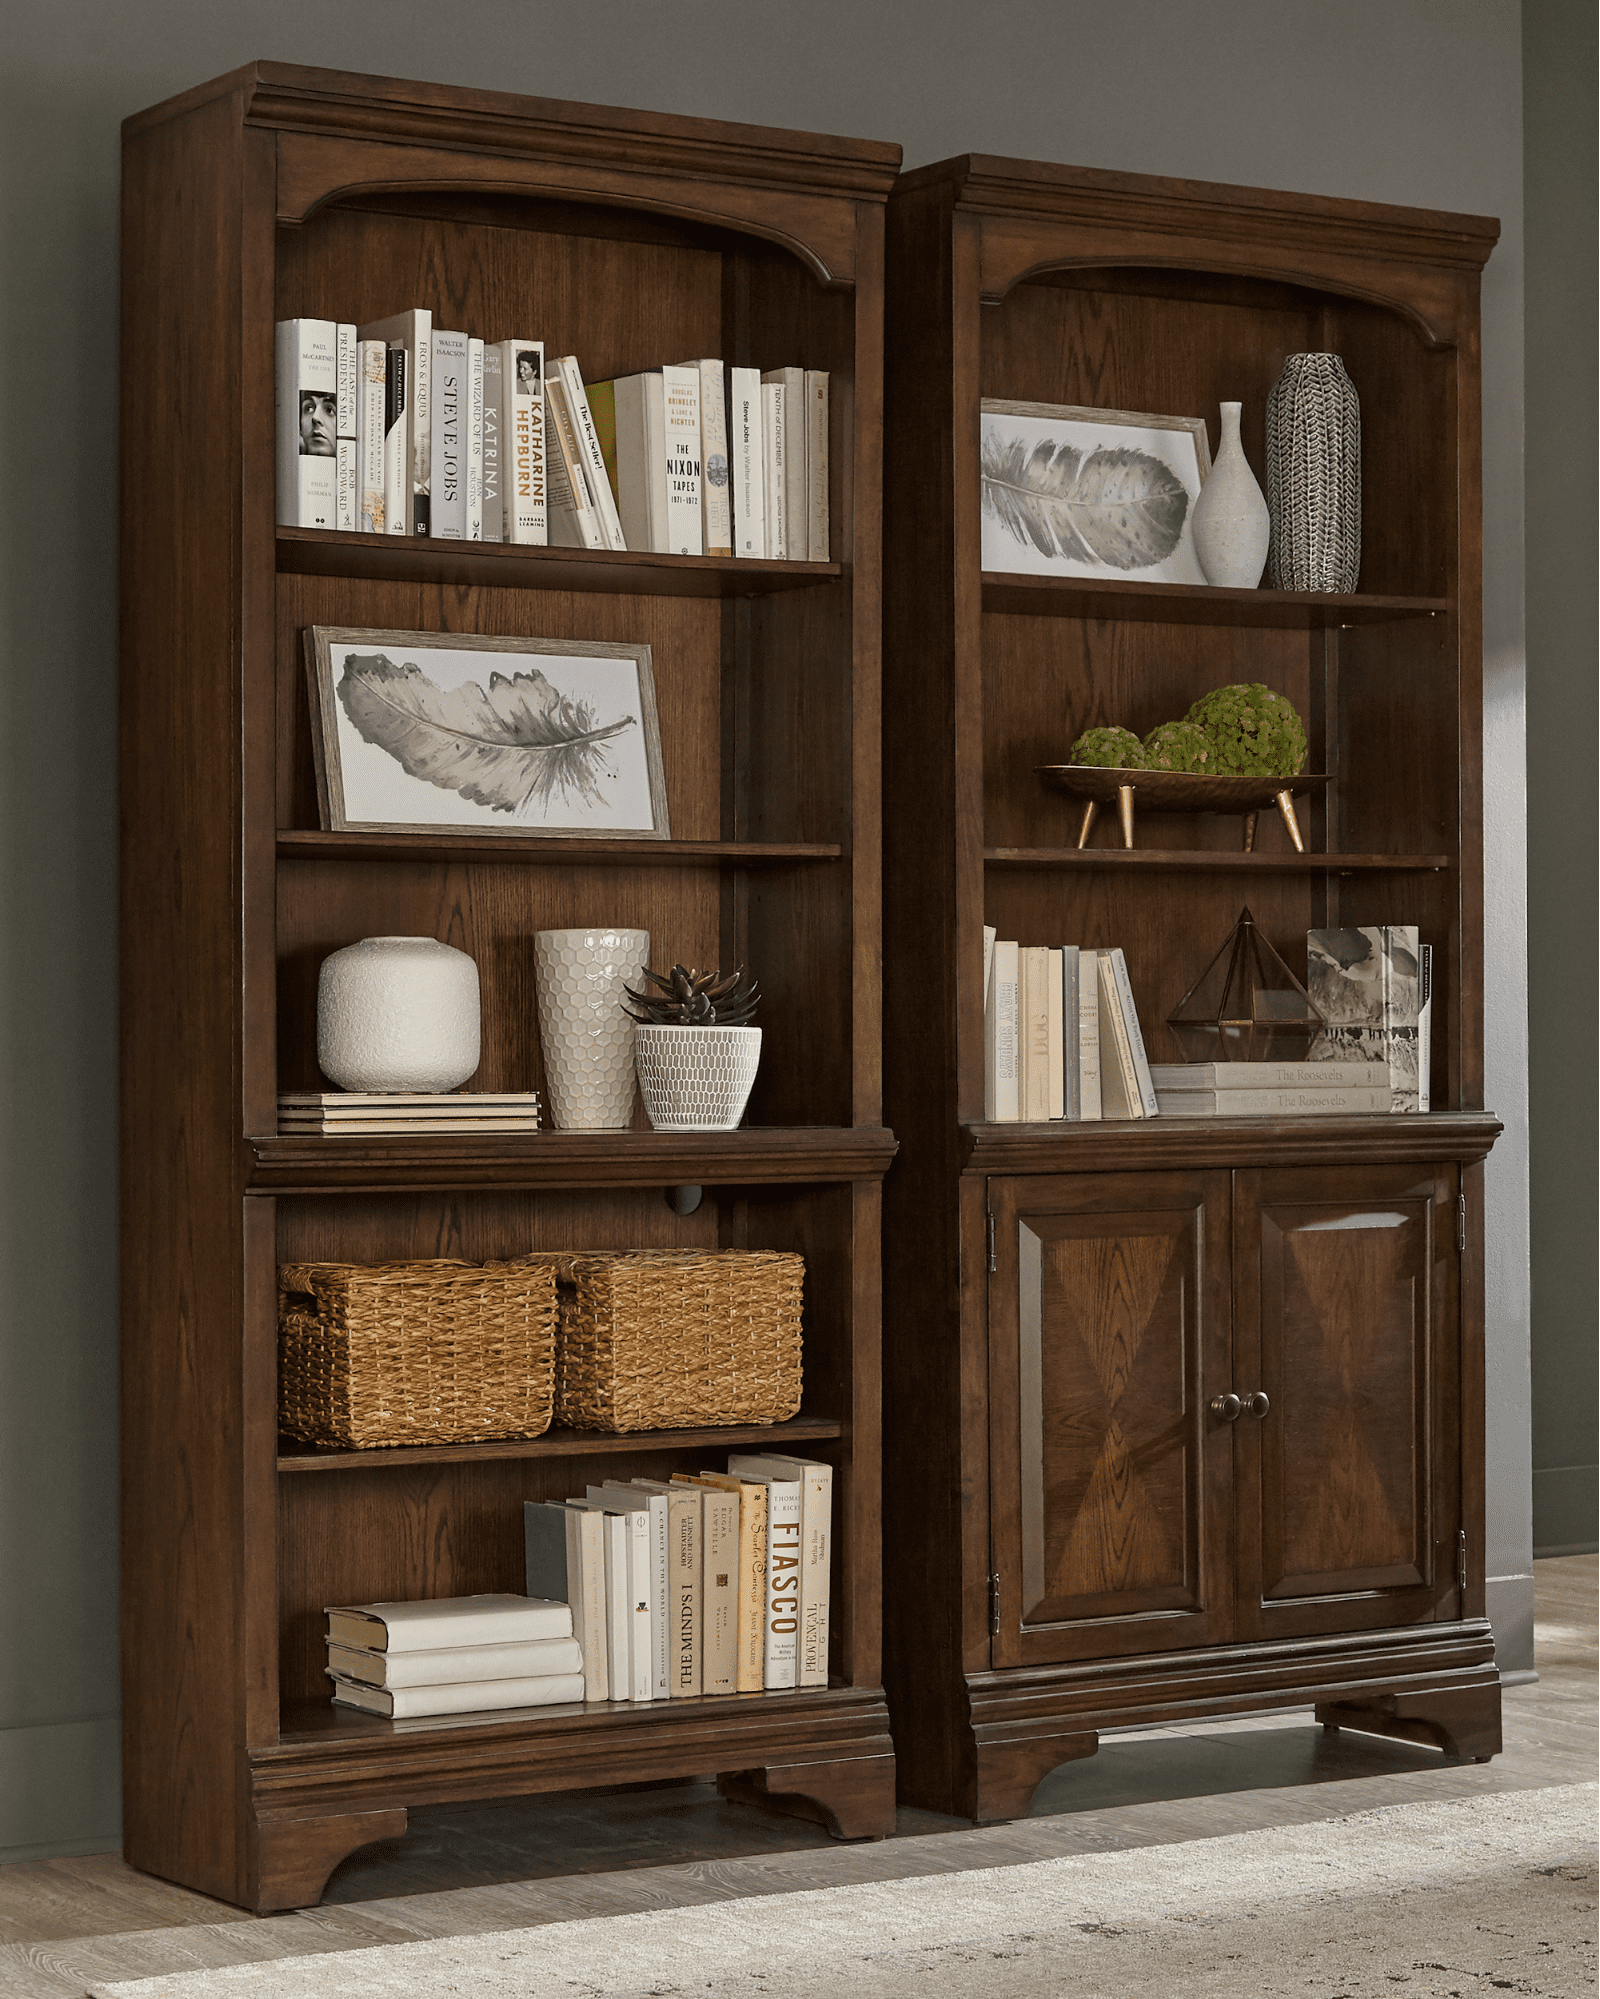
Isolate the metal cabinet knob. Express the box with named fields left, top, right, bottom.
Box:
left=1245, top=1390, right=1271, bottom=1418
left=1210, top=1392, right=1243, bottom=1421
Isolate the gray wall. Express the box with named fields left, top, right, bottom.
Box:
left=1523, top=1, right=1599, bottom=1558
left=0, top=0, right=1536, bottom=1858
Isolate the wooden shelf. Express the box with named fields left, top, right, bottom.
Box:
left=249, top=1125, right=898, bottom=1192
left=980, top=573, right=1449, bottom=627
left=278, top=525, right=843, bottom=598
left=959, top=1111, right=1503, bottom=1174
left=278, top=831, right=843, bottom=866
left=276, top=1679, right=870, bottom=1745
left=984, top=847, right=1452, bottom=873
left=279, top=1414, right=844, bottom=1471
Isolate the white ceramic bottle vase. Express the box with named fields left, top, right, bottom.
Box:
left=1190, top=401, right=1270, bottom=589
left=533, top=927, right=649, bottom=1131
left=317, top=936, right=481, bottom=1092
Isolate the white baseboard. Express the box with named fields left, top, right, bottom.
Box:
left=1485, top=1572, right=1536, bottom=1675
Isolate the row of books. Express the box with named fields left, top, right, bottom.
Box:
left=275, top=314, right=828, bottom=561
left=984, top=935, right=1158, bottom=1122
left=325, top=1451, right=832, bottom=1720
left=525, top=1453, right=831, bottom=1705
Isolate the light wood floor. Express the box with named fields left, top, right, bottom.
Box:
left=3, top=1557, right=1592, bottom=1997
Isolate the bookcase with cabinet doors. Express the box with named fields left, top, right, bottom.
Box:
left=119, top=64, right=900, bottom=1912
left=880, top=155, right=1504, bottom=1821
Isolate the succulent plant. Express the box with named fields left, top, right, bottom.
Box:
left=623, top=964, right=760, bottom=1028
left=1069, top=725, right=1146, bottom=770
left=1185, top=682, right=1307, bottom=778
left=1142, top=719, right=1215, bottom=773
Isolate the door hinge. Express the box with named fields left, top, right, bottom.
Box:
left=990, top=1570, right=1001, bottom=1636
left=986, top=1210, right=997, bottom=1274
left=1457, top=1194, right=1467, bottom=1254
left=1458, top=1529, right=1468, bottom=1594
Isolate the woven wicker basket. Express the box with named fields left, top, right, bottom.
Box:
left=278, top=1258, right=559, bottom=1449
left=526, top=1249, right=804, bottom=1434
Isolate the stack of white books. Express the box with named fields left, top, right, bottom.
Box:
left=1149, top=1060, right=1394, bottom=1117
left=523, top=1452, right=832, bottom=1706
left=278, top=1091, right=542, bottom=1135
left=325, top=1593, right=584, bottom=1718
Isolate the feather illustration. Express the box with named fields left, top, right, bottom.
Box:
left=981, top=430, right=1190, bottom=570
left=336, top=652, right=635, bottom=817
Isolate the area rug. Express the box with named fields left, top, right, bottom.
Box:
left=90, top=1783, right=1597, bottom=1999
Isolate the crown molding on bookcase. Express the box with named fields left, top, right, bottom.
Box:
left=897, top=153, right=1499, bottom=339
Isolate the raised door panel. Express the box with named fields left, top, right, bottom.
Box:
left=1234, top=1162, right=1459, bottom=1642
left=988, top=1171, right=1232, bottom=1667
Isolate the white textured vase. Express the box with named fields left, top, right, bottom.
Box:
left=533, top=928, right=649, bottom=1131
left=317, top=936, right=481, bottom=1092
left=635, top=1025, right=762, bottom=1132
left=1190, top=402, right=1270, bottom=589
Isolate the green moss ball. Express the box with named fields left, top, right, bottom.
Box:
left=1069, top=725, right=1146, bottom=770
left=1142, top=719, right=1215, bottom=773
left=1185, top=683, right=1307, bottom=778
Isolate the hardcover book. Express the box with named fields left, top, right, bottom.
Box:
left=544, top=371, right=604, bottom=548
left=464, top=336, right=485, bottom=540
left=612, top=368, right=703, bottom=555
left=356, top=338, right=387, bottom=533
left=326, top=1635, right=583, bottom=1688
left=429, top=329, right=468, bottom=538
left=552, top=355, right=628, bottom=551
left=498, top=339, right=547, bottom=543
left=760, top=378, right=788, bottom=559
left=727, top=1458, right=801, bottom=1688
left=329, top=1672, right=586, bottom=1718
left=762, top=367, right=806, bottom=560
left=524, top=1501, right=608, bottom=1701
left=1306, top=926, right=1422, bottom=1112
left=674, top=358, right=732, bottom=555
left=382, top=345, right=407, bottom=535
left=804, top=369, right=829, bottom=559
left=325, top=1593, right=571, bottom=1652
left=480, top=343, right=503, bottom=541
left=1078, top=948, right=1103, bottom=1119
left=274, top=318, right=339, bottom=530
left=597, top=1483, right=670, bottom=1698
left=728, top=365, right=765, bottom=557
left=692, top=1471, right=767, bottom=1692
left=729, top=1456, right=830, bottom=1689
left=985, top=940, right=1020, bottom=1122
left=358, top=308, right=431, bottom=532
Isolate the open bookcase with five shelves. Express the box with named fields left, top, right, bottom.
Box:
left=120, top=65, right=899, bottom=1911
left=880, top=156, right=1504, bottom=1821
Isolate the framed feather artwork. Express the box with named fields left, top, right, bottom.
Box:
left=980, top=400, right=1212, bottom=584
left=304, top=627, right=671, bottom=839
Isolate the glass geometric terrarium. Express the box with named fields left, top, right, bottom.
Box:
left=1166, top=906, right=1324, bottom=1062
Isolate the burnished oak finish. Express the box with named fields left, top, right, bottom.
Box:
left=120, top=65, right=899, bottom=1911
left=881, top=156, right=1501, bottom=1821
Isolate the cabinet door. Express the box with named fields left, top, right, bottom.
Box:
left=987, top=1172, right=1233, bottom=1667
left=1233, top=1163, right=1460, bottom=1643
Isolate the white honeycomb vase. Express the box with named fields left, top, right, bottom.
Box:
left=533, top=928, right=648, bottom=1131
left=317, top=936, right=481, bottom=1092
left=634, top=1025, right=761, bottom=1132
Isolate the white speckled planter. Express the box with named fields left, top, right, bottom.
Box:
left=635, top=1024, right=761, bottom=1132
left=533, top=928, right=649, bottom=1131
left=317, top=936, right=481, bottom=1092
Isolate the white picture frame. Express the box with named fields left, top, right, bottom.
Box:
left=305, top=626, right=671, bottom=839
left=980, top=399, right=1213, bottom=584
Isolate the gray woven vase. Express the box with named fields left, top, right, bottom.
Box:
left=1265, top=353, right=1361, bottom=592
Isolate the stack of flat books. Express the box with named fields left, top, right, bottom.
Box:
left=279, top=1091, right=542, bottom=1135
left=524, top=1452, right=832, bottom=1706
left=1149, top=1060, right=1393, bottom=1117
left=325, top=1593, right=583, bottom=1718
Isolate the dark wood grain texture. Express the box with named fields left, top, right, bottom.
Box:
left=880, top=155, right=1499, bottom=1820
left=122, top=64, right=898, bottom=1911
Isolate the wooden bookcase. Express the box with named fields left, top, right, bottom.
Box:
left=880, top=156, right=1505, bottom=1820
left=119, top=64, right=900, bottom=1912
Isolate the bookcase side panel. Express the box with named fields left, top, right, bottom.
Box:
left=120, top=88, right=258, bottom=1903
